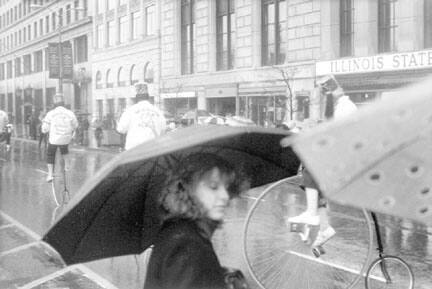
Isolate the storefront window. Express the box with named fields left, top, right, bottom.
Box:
left=164, top=97, right=197, bottom=118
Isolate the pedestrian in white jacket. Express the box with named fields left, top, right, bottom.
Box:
left=42, top=94, right=78, bottom=182
left=117, top=94, right=166, bottom=150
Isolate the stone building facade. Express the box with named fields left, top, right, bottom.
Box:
left=0, top=0, right=92, bottom=132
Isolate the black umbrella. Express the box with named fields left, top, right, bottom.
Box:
left=42, top=125, right=300, bottom=265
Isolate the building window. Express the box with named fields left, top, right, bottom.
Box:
left=15, top=57, right=21, bottom=76
left=97, top=24, right=104, bottom=48
left=131, top=12, right=141, bottom=40
left=181, top=0, right=195, bottom=75
left=118, top=98, right=126, bottom=115
left=97, top=99, right=103, bottom=119
left=23, top=54, right=31, bottom=74
left=378, top=0, right=397, bottom=53
left=145, top=4, right=155, bottom=35
left=340, top=0, right=353, bottom=57
left=74, top=35, right=88, bottom=63
left=107, top=20, right=115, bottom=46
left=107, top=99, right=114, bottom=115
left=119, top=16, right=128, bottom=43
left=34, top=21, right=37, bottom=38
left=18, top=30, right=21, bottom=44
left=58, top=8, right=63, bottom=27
left=144, top=62, right=154, bottom=83
left=45, top=15, right=49, bottom=33
left=39, top=18, right=43, bottom=35
left=130, top=64, right=138, bottom=85
left=106, top=69, right=114, bottom=88
left=34, top=50, right=43, bottom=72
left=216, top=0, right=235, bottom=70
left=118, top=67, right=126, bottom=86
left=0, top=63, right=5, bottom=80
left=66, top=4, right=71, bottom=24
left=95, top=71, right=102, bottom=89
left=6, top=61, right=12, bottom=79
left=52, top=12, right=56, bottom=31
left=74, top=0, right=79, bottom=21
left=44, top=47, right=49, bottom=70
left=262, top=0, right=286, bottom=66
left=425, top=0, right=432, bottom=48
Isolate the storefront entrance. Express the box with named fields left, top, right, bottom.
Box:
left=207, top=97, right=235, bottom=116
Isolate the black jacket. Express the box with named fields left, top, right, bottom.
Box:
left=144, top=218, right=226, bottom=289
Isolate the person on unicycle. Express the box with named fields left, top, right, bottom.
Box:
left=286, top=75, right=358, bottom=252
left=42, top=94, right=78, bottom=182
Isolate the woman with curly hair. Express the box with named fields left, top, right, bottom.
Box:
left=144, top=152, right=249, bottom=289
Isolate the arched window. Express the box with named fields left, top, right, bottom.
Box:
left=143, top=62, right=154, bottom=83
left=95, top=71, right=102, bottom=89
left=106, top=69, right=114, bottom=88
left=117, top=66, right=127, bottom=86
left=130, top=64, right=139, bottom=85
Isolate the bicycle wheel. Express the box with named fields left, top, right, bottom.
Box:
left=365, top=255, right=414, bottom=289
left=243, top=177, right=374, bottom=289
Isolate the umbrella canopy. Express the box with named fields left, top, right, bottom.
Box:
left=289, top=75, right=432, bottom=225
left=43, top=125, right=300, bottom=265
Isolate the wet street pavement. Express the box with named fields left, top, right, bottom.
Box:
left=0, top=138, right=431, bottom=289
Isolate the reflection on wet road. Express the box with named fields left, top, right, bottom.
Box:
left=0, top=139, right=431, bottom=289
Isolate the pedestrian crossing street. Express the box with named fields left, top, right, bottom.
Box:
left=0, top=211, right=119, bottom=289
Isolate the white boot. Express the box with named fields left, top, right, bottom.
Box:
left=287, top=188, right=320, bottom=225
left=312, top=226, right=336, bottom=247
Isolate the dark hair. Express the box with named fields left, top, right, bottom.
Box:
left=159, top=153, right=243, bottom=220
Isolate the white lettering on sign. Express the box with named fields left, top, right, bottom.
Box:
left=316, top=49, right=432, bottom=75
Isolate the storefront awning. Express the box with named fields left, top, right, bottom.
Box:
left=335, top=68, right=432, bottom=92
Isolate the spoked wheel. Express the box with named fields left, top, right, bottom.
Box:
left=243, top=177, right=374, bottom=289
left=365, top=255, right=414, bottom=289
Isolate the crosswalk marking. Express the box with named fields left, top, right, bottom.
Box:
left=17, top=266, right=75, bottom=289
left=0, top=242, right=39, bottom=257
left=0, top=210, right=120, bottom=289
left=286, top=250, right=386, bottom=282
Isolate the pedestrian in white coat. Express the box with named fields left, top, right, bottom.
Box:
left=117, top=94, right=166, bottom=150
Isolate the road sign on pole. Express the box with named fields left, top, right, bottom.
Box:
left=62, top=41, right=73, bottom=80
left=48, top=42, right=60, bottom=79
left=48, top=42, right=73, bottom=80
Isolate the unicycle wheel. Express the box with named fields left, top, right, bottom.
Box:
left=243, top=177, right=374, bottom=289
left=365, top=255, right=414, bottom=289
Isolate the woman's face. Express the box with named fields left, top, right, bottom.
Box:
left=193, top=167, right=231, bottom=221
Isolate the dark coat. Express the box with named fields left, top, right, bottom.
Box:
left=144, top=218, right=226, bottom=289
